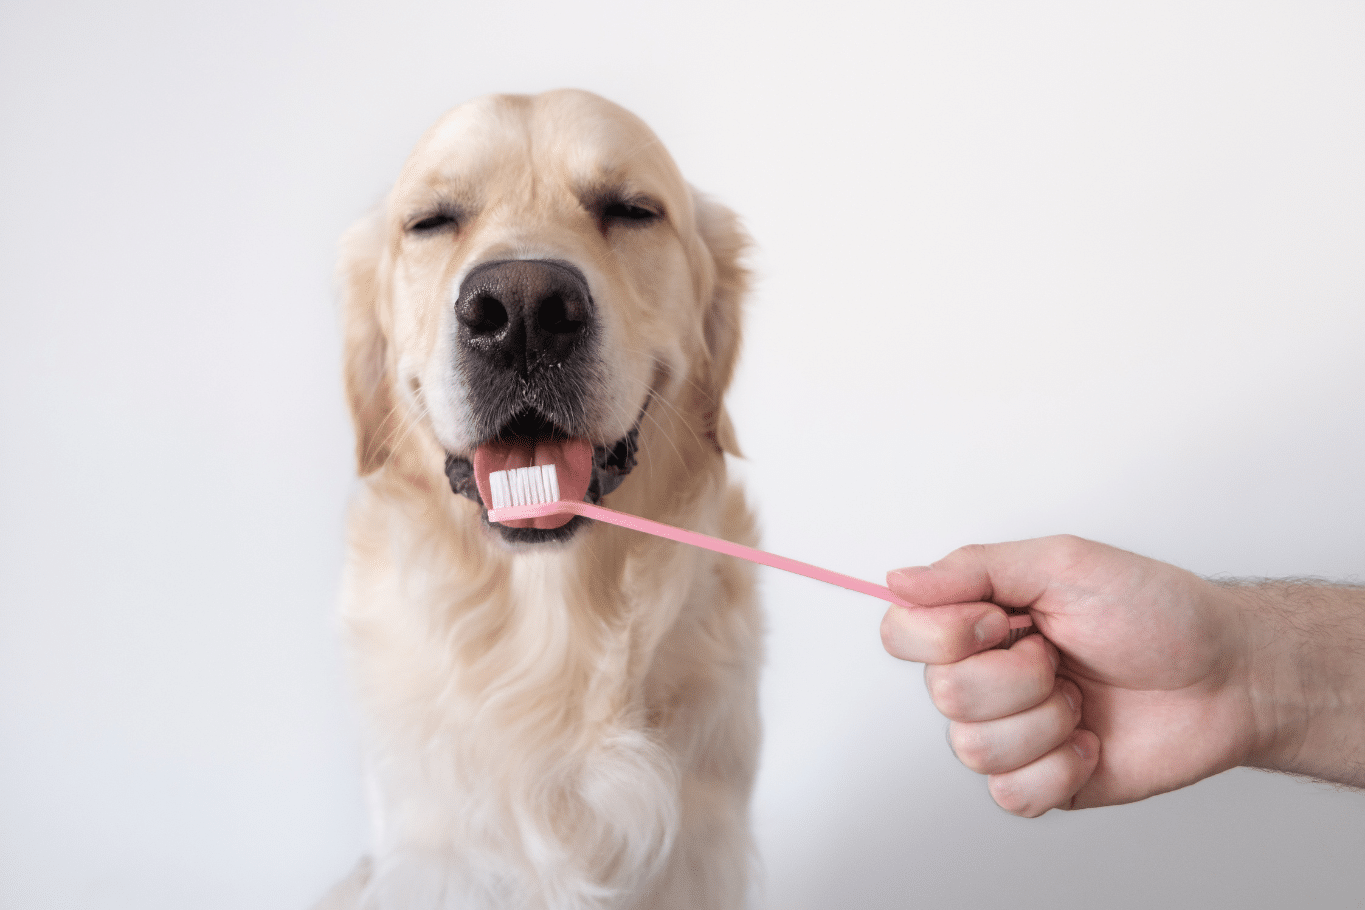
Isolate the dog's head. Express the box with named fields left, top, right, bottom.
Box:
left=341, top=90, right=747, bottom=545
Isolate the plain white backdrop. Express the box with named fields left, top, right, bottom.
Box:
left=2, top=1, right=1363, bottom=907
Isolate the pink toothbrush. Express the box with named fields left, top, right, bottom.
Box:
left=486, top=464, right=1034, bottom=627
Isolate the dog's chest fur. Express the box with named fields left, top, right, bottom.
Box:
left=338, top=465, right=760, bottom=908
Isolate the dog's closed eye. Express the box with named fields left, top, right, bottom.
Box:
left=407, top=211, right=459, bottom=234
left=602, top=200, right=659, bottom=222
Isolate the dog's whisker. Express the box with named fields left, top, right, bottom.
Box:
left=599, top=350, right=711, bottom=459
left=369, top=392, right=435, bottom=473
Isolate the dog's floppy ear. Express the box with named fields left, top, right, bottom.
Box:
left=339, top=207, right=396, bottom=475
left=690, top=189, right=750, bottom=457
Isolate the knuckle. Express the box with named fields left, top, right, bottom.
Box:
left=916, top=619, right=961, bottom=665
left=948, top=724, right=993, bottom=772
left=933, top=543, right=986, bottom=577
left=925, top=668, right=965, bottom=718
left=925, top=619, right=960, bottom=663
left=1046, top=534, right=1092, bottom=572
left=950, top=543, right=989, bottom=565
left=987, top=774, right=1036, bottom=817
left=1014, top=637, right=1056, bottom=692
left=1031, top=665, right=1058, bottom=705
left=878, top=609, right=906, bottom=658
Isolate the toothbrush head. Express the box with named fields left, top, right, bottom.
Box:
left=488, top=463, right=561, bottom=510
left=486, top=464, right=581, bottom=525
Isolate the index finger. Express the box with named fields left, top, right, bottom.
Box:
left=880, top=600, right=1012, bottom=664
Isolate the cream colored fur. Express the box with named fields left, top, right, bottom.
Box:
left=320, top=90, right=761, bottom=909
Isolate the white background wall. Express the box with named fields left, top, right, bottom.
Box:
left=3, top=1, right=1363, bottom=908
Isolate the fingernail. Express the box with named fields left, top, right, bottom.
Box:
left=1061, top=680, right=1079, bottom=714
left=974, top=612, right=1007, bottom=647
left=1072, top=731, right=1093, bottom=762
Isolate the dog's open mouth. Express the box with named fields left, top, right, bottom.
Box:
left=472, top=411, right=594, bottom=531
left=444, top=404, right=644, bottom=544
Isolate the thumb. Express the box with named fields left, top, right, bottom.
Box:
left=887, top=540, right=1060, bottom=609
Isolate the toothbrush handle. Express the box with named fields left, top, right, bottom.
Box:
left=490, top=500, right=1033, bottom=629
left=575, top=500, right=914, bottom=606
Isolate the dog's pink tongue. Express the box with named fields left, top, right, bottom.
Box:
left=473, top=437, right=594, bottom=530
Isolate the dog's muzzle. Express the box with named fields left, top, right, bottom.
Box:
left=455, top=258, right=600, bottom=442
left=444, top=258, right=644, bottom=543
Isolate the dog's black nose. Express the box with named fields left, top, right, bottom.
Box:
left=455, top=259, right=594, bottom=375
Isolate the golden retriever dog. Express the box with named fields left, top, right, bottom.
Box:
left=318, top=90, right=761, bottom=909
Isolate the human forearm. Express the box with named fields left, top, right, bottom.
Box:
left=1231, top=579, right=1365, bottom=788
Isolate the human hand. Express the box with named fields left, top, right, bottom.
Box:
left=881, top=536, right=1265, bottom=816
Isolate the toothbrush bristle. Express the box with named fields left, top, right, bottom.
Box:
left=488, top=464, right=560, bottom=510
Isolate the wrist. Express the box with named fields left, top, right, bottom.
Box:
left=1230, top=579, right=1365, bottom=786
